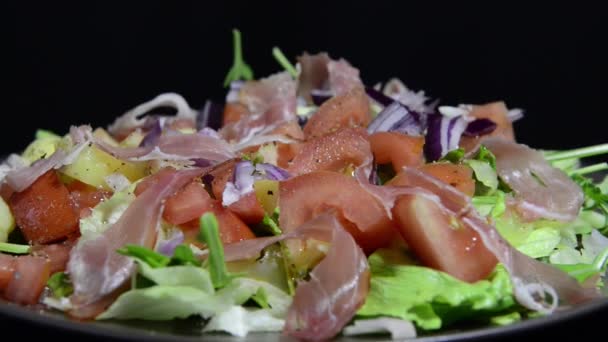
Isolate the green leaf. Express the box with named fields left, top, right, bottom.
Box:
left=97, top=278, right=291, bottom=337
left=544, top=143, right=608, bottom=162
left=47, top=272, right=73, bottom=298
left=272, top=47, right=297, bottom=78
left=199, top=212, right=233, bottom=289
left=117, top=244, right=171, bottom=268
left=261, top=213, right=282, bottom=236
left=475, top=145, right=497, bottom=170
left=516, top=227, right=561, bottom=259
left=251, top=287, right=270, bottom=309
left=170, top=245, right=201, bottom=267
left=35, top=129, right=60, bottom=140
left=0, top=242, right=31, bottom=254
left=223, top=29, right=254, bottom=87
left=553, top=247, right=608, bottom=283
left=356, top=250, right=516, bottom=330
left=466, top=159, right=499, bottom=194
left=440, top=148, right=465, bottom=163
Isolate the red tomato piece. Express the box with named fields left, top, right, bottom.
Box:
left=9, top=171, right=79, bottom=244
left=392, top=194, right=498, bottom=282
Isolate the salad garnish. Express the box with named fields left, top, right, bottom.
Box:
left=0, top=29, right=607, bottom=341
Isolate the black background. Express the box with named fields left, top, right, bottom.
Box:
left=5, top=2, right=607, bottom=155
left=3, top=1, right=608, bottom=340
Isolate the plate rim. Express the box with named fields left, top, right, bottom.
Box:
left=2, top=296, right=608, bottom=341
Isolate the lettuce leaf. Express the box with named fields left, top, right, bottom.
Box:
left=97, top=259, right=292, bottom=337
left=356, top=250, right=517, bottom=330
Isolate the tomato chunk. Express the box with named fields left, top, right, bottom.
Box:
left=67, top=180, right=112, bottom=217
left=369, top=132, right=424, bottom=173
left=280, top=171, right=395, bottom=253
left=5, top=255, right=51, bottom=305
left=162, top=180, right=256, bottom=245
left=227, top=192, right=265, bottom=225
left=288, top=128, right=371, bottom=175
left=388, top=163, right=475, bottom=197
left=392, top=194, right=497, bottom=282
left=303, top=86, right=370, bottom=139
left=0, top=254, right=15, bottom=293
left=9, top=171, right=79, bottom=244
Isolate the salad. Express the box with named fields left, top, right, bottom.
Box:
left=1, top=29, right=607, bottom=340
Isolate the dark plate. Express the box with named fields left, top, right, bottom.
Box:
left=2, top=296, right=608, bottom=341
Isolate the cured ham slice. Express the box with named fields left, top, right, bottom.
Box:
left=483, top=137, right=584, bottom=222
left=67, top=167, right=204, bottom=317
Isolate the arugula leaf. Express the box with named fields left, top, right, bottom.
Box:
left=170, top=245, right=202, bottom=267
left=199, top=212, right=234, bottom=289
left=475, top=145, right=497, bottom=170
left=223, top=29, right=254, bottom=87
left=440, top=148, right=465, bottom=163
left=0, top=242, right=31, bottom=254
left=117, top=245, right=171, bottom=268
left=261, top=208, right=282, bottom=236
left=272, top=47, right=297, bottom=78
left=47, top=272, right=73, bottom=298
left=571, top=174, right=608, bottom=232
left=554, top=247, right=608, bottom=283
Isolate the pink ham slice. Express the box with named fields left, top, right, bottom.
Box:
left=222, top=213, right=369, bottom=341
left=356, top=166, right=599, bottom=313
left=5, top=125, right=92, bottom=192
left=96, top=132, right=235, bottom=163
left=220, top=72, right=297, bottom=144
left=67, top=167, right=204, bottom=317
left=482, top=137, right=584, bottom=222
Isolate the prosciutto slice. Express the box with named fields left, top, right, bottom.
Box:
left=220, top=72, right=297, bottom=144
left=107, top=93, right=197, bottom=138
left=222, top=213, right=369, bottom=340
left=297, top=53, right=363, bottom=100
left=482, top=137, right=584, bottom=222
left=355, top=166, right=599, bottom=313
left=95, top=132, right=235, bottom=163
left=67, top=167, right=204, bottom=316
left=5, top=125, right=92, bottom=192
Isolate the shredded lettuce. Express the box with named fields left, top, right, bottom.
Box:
left=79, top=183, right=136, bottom=239
left=356, top=250, right=517, bottom=330
left=0, top=242, right=30, bottom=254
left=272, top=47, right=297, bottom=78
left=47, top=272, right=74, bottom=298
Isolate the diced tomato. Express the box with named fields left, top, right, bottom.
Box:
left=0, top=182, right=14, bottom=202
left=223, top=103, right=250, bottom=126
left=31, top=239, right=75, bottom=274
left=288, top=128, right=371, bottom=176
left=388, top=163, right=475, bottom=197
left=369, top=132, right=424, bottom=173
left=163, top=181, right=210, bottom=225
left=392, top=194, right=498, bottom=282
left=459, top=101, right=515, bottom=152
left=280, top=171, right=396, bottom=253
left=303, top=86, right=370, bottom=139
left=276, top=142, right=302, bottom=169
left=161, top=180, right=256, bottom=245
left=9, top=171, right=79, bottom=244
left=0, top=254, right=15, bottom=293
left=227, top=192, right=265, bottom=224
left=67, top=180, right=112, bottom=217
left=5, top=255, right=51, bottom=305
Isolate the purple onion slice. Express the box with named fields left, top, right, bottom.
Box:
left=222, top=161, right=291, bottom=206
left=424, top=113, right=467, bottom=162
left=463, top=118, right=497, bottom=137
left=367, top=101, right=423, bottom=136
